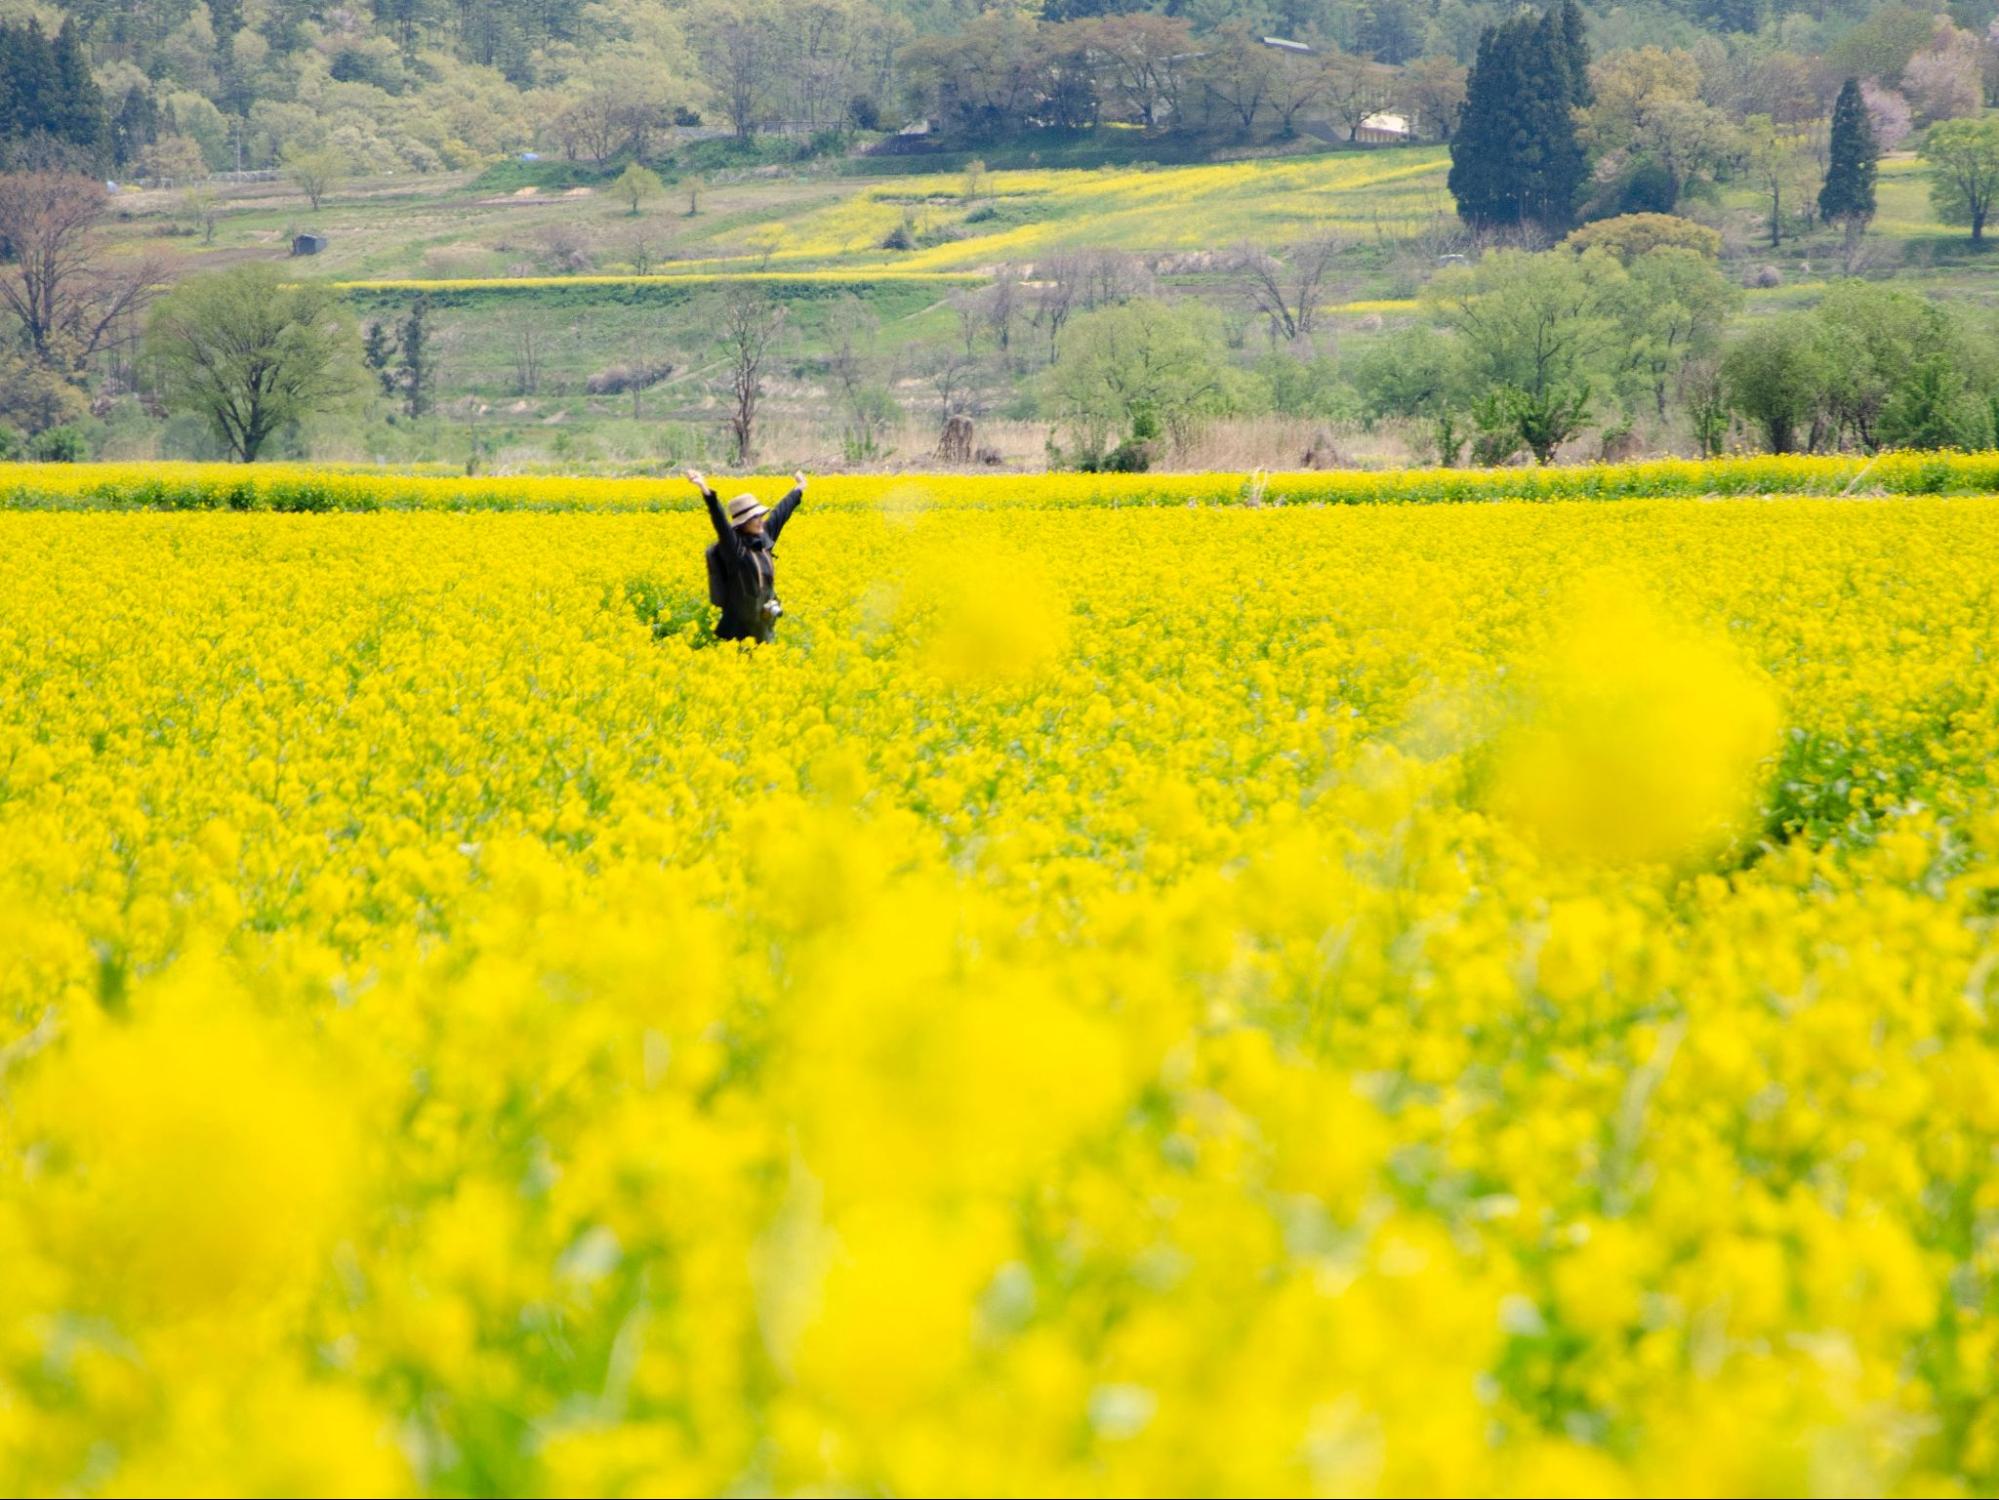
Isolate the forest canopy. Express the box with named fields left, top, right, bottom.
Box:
left=4, top=0, right=1995, bottom=178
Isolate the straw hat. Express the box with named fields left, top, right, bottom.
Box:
left=724, top=493, right=769, bottom=527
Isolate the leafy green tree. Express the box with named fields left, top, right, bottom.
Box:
left=1425, top=248, right=1625, bottom=463
left=1922, top=116, right=1999, bottom=245
left=615, top=161, right=665, bottom=216
left=1812, top=281, right=1999, bottom=451
left=1826, top=5, right=1937, bottom=88
left=1721, top=317, right=1832, bottom=454
left=1877, top=357, right=1992, bottom=451
left=110, top=86, right=160, bottom=169
left=282, top=143, right=345, bottom=212
left=1681, top=357, right=1730, bottom=457
left=1818, top=79, right=1878, bottom=232
left=1609, top=248, right=1740, bottom=418
left=1043, top=299, right=1246, bottom=468
left=1350, top=326, right=1471, bottom=465
left=1743, top=116, right=1811, bottom=249
left=1692, top=0, right=1762, bottom=34
left=1812, top=282, right=1945, bottom=450
left=362, top=320, right=398, bottom=396
left=144, top=264, right=361, bottom=462
left=1581, top=48, right=1740, bottom=212
left=0, top=348, right=88, bottom=436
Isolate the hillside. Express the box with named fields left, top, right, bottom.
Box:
left=68, top=131, right=1990, bottom=474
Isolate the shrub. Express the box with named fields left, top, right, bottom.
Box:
left=27, top=426, right=87, bottom=462
left=1563, top=213, right=1722, bottom=263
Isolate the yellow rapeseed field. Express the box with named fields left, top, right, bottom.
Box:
left=4, top=489, right=1999, bottom=1495
left=7, top=452, right=1999, bottom=512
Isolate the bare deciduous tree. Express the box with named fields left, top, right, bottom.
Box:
left=927, top=344, right=977, bottom=427
left=509, top=319, right=543, bottom=396
left=1031, top=251, right=1154, bottom=361
left=952, top=291, right=983, bottom=358
left=1233, top=236, right=1345, bottom=345
left=686, top=0, right=781, bottom=140
left=1266, top=54, right=1325, bottom=137
left=1320, top=53, right=1391, bottom=143
left=1197, top=26, right=1280, bottom=135
left=826, top=295, right=898, bottom=459
left=626, top=226, right=662, bottom=276
left=983, top=272, right=1020, bottom=358
left=1092, top=13, right=1196, bottom=131
left=1082, top=250, right=1154, bottom=309
left=0, top=172, right=160, bottom=373
left=536, top=223, right=594, bottom=275
left=717, top=286, right=784, bottom=463
left=1401, top=55, right=1468, bottom=142
left=1031, top=256, right=1080, bottom=361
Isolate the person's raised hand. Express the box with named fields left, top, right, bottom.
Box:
left=685, top=467, right=706, bottom=489
left=793, top=471, right=807, bottom=491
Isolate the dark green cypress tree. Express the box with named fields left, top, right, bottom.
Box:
left=398, top=296, right=435, bottom=419
left=6, top=23, right=61, bottom=147
left=0, top=25, right=19, bottom=142
left=51, top=20, right=104, bottom=154
left=1558, top=0, right=1592, bottom=109
left=1450, top=9, right=1589, bottom=233
left=1358, top=0, right=1424, bottom=65
left=1528, top=6, right=1589, bottom=226
left=1449, top=21, right=1522, bottom=226
left=1819, top=78, right=1878, bottom=227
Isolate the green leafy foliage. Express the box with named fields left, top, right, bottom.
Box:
left=143, top=265, right=364, bottom=463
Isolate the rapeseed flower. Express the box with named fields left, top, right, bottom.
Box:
left=0, top=489, right=1995, bottom=1493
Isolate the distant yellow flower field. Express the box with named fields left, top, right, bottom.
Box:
left=333, top=268, right=985, bottom=293
left=4, top=493, right=1999, bottom=1493
left=5, top=452, right=1999, bottom=513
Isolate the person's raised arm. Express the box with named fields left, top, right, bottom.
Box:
left=766, top=471, right=807, bottom=544
left=687, top=468, right=739, bottom=552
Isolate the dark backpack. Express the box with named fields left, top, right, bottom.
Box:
left=706, top=545, right=726, bottom=607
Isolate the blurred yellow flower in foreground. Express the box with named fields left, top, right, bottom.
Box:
left=18, top=974, right=359, bottom=1325
left=1491, top=577, right=1781, bottom=865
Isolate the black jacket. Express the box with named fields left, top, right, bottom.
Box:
left=700, top=481, right=803, bottom=641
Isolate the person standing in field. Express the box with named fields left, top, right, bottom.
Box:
left=687, top=468, right=807, bottom=643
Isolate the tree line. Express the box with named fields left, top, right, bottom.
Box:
left=16, top=1, right=1999, bottom=188
left=1449, top=3, right=1999, bottom=250
left=0, top=19, right=105, bottom=162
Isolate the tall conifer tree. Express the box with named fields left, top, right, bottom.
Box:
left=1558, top=0, right=1592, bottom=109
left=50, top=21, right=104, bottom=153
left=1449, top=7, right=1589, bottom=233
left=1819, top=78, right=1878, bottom=228
left=3, top=23, right=61, bottom=146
